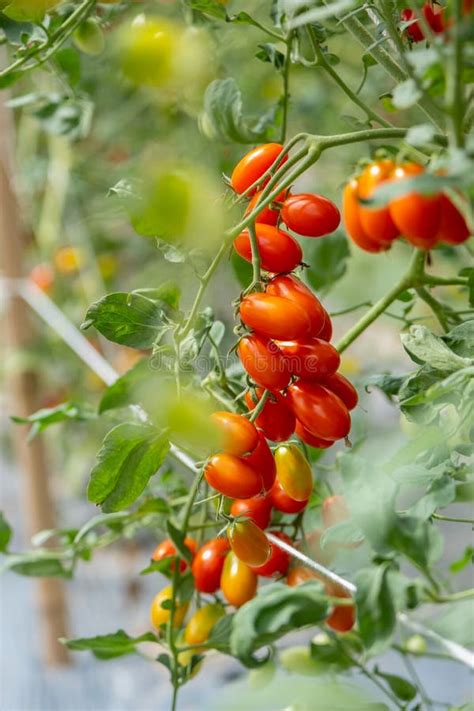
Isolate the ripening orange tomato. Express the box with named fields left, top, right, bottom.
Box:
left=151, top=537, right=197, bottom=572
left=240, top=293, right=311, bottom=341
left=343, top=179, right=387, bottom=253
left=221, top=552, right=258, bottom=607
left=286, top=568, right=355, bottom=631
left=266, top=275, right=326, bottom=337
left=322, top=494, right=350, bottom=529
left=357, top=160, right=399, bottom=246
left=231, top=143, right=286, bottom=195
left=269, top=480, right=309, bottom=514
left=184, top=603, right=225, bottom=646
left=29, top=263, right=54, bottom=293
left=205, top=453, right=263, bottom=498
left=245, top=189, right=288, bottom=226
left=210, top=411, right=259, bottom=456
left=388, top=163, right=442, bottom=249
left=250, top=531, right=292, bottom=577
left=227, top=519, right=271, bottom=566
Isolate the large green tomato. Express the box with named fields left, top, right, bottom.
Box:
left=120, top=15, right=181, bottom=88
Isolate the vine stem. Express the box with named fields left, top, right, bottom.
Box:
left=247, top=222, right=262, bottom=287
left=280, top=32, right=294, bottom=143
left=415, top=287, right=450, bottom=332
left=336, top=249, right=425, bottom=353
left=432, top=513, right=474, bottom=524
left=446, top=0, right=465, bottom=148
left=248, top=389, right=269, bottom=422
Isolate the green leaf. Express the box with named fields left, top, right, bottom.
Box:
left=374, top=669, right=417, bottom=701
left=200, top=78, right=273, bottom=144
left=231, top=249, right=253, bottom=288
left=0, top=513, right=12, bottom=553
left=430, top=602, right=474, bottom=648
left=87, top=423, right=169, bottom=512
left=401, top=325, right=472, bottom=372
left=61, top=630, right=157, bottom=659
left=166, top=520, right=193, bottom=564
left=82, top=292, right=173, bottom=348
left=206, top=612, right=234, bottom=653
left=365, top=373, right=406, bottom=399
left=444, top=320, right=474, bottom=358
left=186, top=0, right=227, bottom=20
left=54, top=48, right=81, bottom=87
left=355, top=565, right=399, bottom=654
left=319, top=519, right=364, bottom=549
left=99, top=358, right=150, bottom=414
left=450, top=546, right=473, bottom=574
left=255, top=43, right=285, bottom=71
left=406, top=474, right=456, bottom=520
left=304, top=232, right=349, bottom=293
left=11, top=401, right=96, bottom=440
left=230, top=581, right=329, bottom=667
left=1, top=553, right=69, bottom=578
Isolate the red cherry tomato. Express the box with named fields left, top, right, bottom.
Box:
left=318, top=310, right=333, bottom=342
left=269, top=479, right=309, bottom=514
left=276, top=338, right=340, bottom=379
left=234, top=224, right=302, bottom=273
left=295, top=420, right=334, bottom=449
left=220, top=552, right=257, bottom=607
left=388, top=163, right=441, bottom=249
left=230, top=494, right=272, bottom=529
left=204, top=453, right=263, bottom=498
left=436, top=194, right=471, bottom=245
left=250, top=531, right=292, bottom=576
left=318, top=372, right=358, bottom=411
left=343, top=179, right=388, bottom=253
left=266, top=275, right=325, bottom=337
left=401, top=7, right=424, bottom=41
left=238, top=334, right=291, bottom=391
left=286, top=380, right=351, bottom=441
left=191, top=538, right=230, bottom=593
left=244, top=430, right=277, bottom=492
left=231, top=143, right=286, bottom=195
left=30, top=263, right=54, bottom=293
left=402, top=4, right=445, bottom=43
left=210, top=411, right=259, bottom=456
left=357, top=160, right=400, bottom=245
left=152, top=537, right=197, bottom=572
left=227, top=519, right=271, bottom=566
left=281, top=193, right=341, bottom=237
left=239, top=293, right=311, bottom=341
left=244, top=388, right=296, bottom=442
left=245, top=189, right=287, bottom=226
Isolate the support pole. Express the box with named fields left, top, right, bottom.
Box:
left=0, top=90, right=70, bottom=665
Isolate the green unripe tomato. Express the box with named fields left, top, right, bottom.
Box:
left=73, top=18, right=105, bottom=56
left=279, top=646, right=322, bottom=676
left=119, top=15, right=181, bottom=88
left=404, top=634, right=427, bottom=655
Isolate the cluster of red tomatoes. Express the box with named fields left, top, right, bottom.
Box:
left=343, top=159, right=471, bottom=253
left=232, top=142, right=341, bottom=274
left=401, top=0, right=473, bottom=43
left=149, top=489, right=356, bottom=646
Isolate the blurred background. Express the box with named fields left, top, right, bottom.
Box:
left=1, top=0, right=472, bottom=709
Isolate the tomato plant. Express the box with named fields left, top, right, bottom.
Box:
left=1, top=1, right=473, bottom=710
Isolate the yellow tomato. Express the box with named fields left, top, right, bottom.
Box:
left=150, top=585, right=188, bottom=631
left=184, top=603, right=225, bottom=647
left=220, top=552, right=257, bottom=608
left=227, top=520, right=270, bottom=567
left=54, top=246, right=84, bottom=274
left=275, top=444, right=313, bottom=502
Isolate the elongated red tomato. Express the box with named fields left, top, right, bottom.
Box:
left=276, top=338, right=340, bottom=379
left=231, top=143, right=285, bottom=195
left=230, top=494, right=272, bottom=529
left=319, top=373, right=358, bottom=411
left=266, top=275, right=326, bottom=337
left=295, top=420, right=334, bottom=449
left=250, top=531, right=292, bottom=577
left=269, top=479, right=309, bottom=514
left=192, top=538, right=229, bottom=593
left=245, top=388, right=296, bottom=442
left=245, top=189, right=287, bottom=226
left=436, top=194, right=471, bottom=245
left=286, top=380, right=351, bottom=441
left=244, top=430, right=276, bottom=492
left=221, top=552, right=257, bottom=607
left=274, top=444, right=313, bottom=501
left=210, top=411, right=259, bottom=456
left=281, top=193, right=341, bottom=237
left=204, top=453, right=263, bottom=498
left=152, top=537, right=197, bottom=572
left=318, top=310, right=333, bottom=342
left=227, top=520, right=271, bottom=566
left=240, top=293, right=311, bottom=341
left=234, top=224, right=302, bottom=273
left=238, top=334, right=291, bottom=391
left=357, top=160, right=399, bottom=245
left=343, top=179, right=388, bottom=253
left=388, top=163, right=441, bottom=249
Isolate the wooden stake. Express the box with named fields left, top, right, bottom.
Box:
left=0, top=91, right=70, bottom=666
